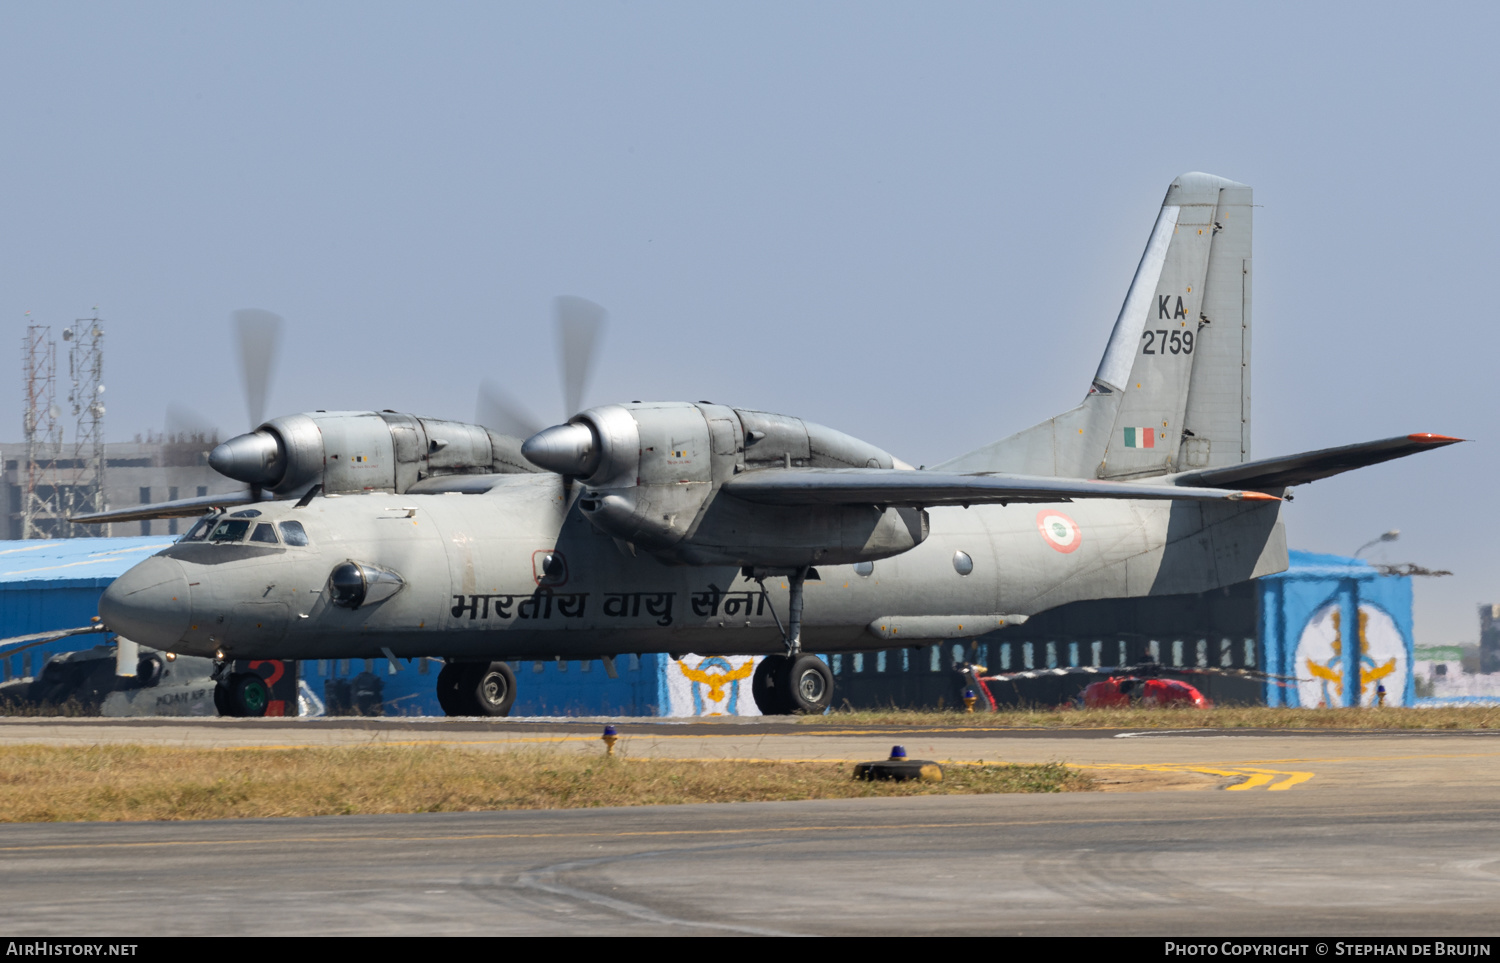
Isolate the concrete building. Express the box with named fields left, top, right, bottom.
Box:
left=2, top=435, right=240, bottom=540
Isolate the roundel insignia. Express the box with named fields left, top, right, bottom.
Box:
left=1036, top=510, right=1082, bottom=554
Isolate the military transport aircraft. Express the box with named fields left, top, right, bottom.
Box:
left=45, top=172, right=1459, bottom=716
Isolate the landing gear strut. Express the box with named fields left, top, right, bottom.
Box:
left=436, top=661, right=517, bottom=717
left=750, top=566, right=834, bottom=715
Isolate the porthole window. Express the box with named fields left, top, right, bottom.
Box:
left=853, top=561, right=874, bottom=577
left=952, top=551, right=974, bottom=576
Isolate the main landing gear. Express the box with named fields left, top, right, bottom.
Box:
left=749, top=566, right=836, bottom=716
left=436, top=661, right=517, bottom=717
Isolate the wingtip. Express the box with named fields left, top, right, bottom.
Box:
left=1408, top=433, right=1466, bottom=444
left=1233, top=491, right=1282, bottom=502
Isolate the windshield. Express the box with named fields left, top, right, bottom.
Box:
left=208, top=519, right=252, bottom=543
left=180, top=516, right=214, bottom=542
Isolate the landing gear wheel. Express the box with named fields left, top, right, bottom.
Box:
left=439, top=661, right=517, bottom=717
left=468, top=661, right=517, bottom=717
left=784, top=654, right=834, bottom=714
left=216, top=672, right=270, bottom=717
left=752, top=655, right=792, bottom=715
left=435, top=662, right=463, bottom=716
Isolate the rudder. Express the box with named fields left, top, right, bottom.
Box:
left=939, top=172, right=1251, bottom=479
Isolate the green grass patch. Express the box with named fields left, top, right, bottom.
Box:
left=0, top=745, right=1092, bottom=822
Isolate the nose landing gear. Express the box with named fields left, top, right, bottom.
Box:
left=212, top=671, right=271, bottom=717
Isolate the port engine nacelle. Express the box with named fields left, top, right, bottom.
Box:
left=209, top=410, right=536, bottom=496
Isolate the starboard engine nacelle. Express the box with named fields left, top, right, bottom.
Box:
left=209, top=410, right=536, bottom=496
left=522, top=402, right=928, bottom=567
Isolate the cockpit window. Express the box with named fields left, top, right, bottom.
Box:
left=249, top=523, right=280, bottom=544
left=209, top=519, right=251, bottom=543
left=278, top=520, right=310, bottom=547
left=180, top=516, right=214, bottom=542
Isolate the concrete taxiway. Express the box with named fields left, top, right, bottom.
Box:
left=1, top=718, right=1498, bottom=935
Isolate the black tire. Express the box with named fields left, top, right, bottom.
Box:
left=751, top=655, right=792, bottom=715
left=435, top=662, right=463, bottom=716
left=468, top=661, right=517, bottom=717
left=442, top=661, right=517, bottom=717
left=217, top=672, right=270, bottom=717
left=784, top=654, right=834, bottom=714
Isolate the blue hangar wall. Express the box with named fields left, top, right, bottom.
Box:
left=0, top=536, right=178, bottom=681
left=0, top=539, right=1417, bottom=714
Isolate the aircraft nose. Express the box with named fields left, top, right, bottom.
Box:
left=99, top=556, right=192, bottom=647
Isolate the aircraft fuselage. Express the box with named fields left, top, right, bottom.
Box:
left=100, top=474, right=1286, bottom=662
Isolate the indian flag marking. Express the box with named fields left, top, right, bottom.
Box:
left=1123, top=427, right=1156, bottom=449
left=1036, top=510, right=1083, bottom=554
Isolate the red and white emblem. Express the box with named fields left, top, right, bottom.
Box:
left=1036, top=510, right=1082, bottom=554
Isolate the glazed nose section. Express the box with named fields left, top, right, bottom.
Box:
left=99, top=556, right=192, bottom=647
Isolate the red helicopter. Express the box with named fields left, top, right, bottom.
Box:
left=1076, top=674, right=1209, bottom=709
left=956, top=656, right=1289, bottom=711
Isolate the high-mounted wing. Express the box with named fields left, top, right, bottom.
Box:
left=1174, top=433, right=1464, bottom=491
left=70, top=490, right=263, bottom=525
left=720, top=468, right=1279, bottom=507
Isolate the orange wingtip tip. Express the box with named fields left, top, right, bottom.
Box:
left=1408, top=433, right=1465, bottom=443
left=1235, top=491, right=1282, bottom=502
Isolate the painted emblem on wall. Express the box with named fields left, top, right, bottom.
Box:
left=1036, top=510, right=1082, bottom=554
left=667, top=654, right=761, bottom=716
left=1294, top=602, right=1406, bottom=707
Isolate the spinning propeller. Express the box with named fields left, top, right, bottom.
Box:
left=475, top=295, right=607, bottom=439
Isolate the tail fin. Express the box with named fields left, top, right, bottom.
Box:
left=938, top=173, right=1252, bottom=479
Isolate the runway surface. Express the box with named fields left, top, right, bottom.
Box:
left=2, top=718, right=1499, bottom=935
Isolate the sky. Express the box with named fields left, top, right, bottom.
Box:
left=1, top=2, right=1496, bottom=644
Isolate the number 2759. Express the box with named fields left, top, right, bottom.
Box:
left=1142, top=329, right=1194, bottom=355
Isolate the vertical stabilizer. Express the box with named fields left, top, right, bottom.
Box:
left=938, top=172, right=1251, bottom=479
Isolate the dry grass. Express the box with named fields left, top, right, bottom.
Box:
left=810, top=705, right=1500, bottom=729
left=0, top=745, right=1091, bottom=823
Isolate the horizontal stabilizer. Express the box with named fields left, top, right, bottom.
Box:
left=1174, top=433, right=1464, bottom=491
left=70, top=490, right=263, bottom=525
left=722, top=468, right=1278, bottom=508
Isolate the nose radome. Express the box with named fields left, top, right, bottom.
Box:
left=99, top=556, right=191, bottom=648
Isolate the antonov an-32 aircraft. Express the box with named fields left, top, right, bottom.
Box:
left=74, top=172, right=1458, bottom=716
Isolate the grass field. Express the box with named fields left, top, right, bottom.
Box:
left=809, top=705, right=1500, bottom=729
left=0, top=745, right=1092, bottom=822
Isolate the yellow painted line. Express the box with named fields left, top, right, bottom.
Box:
left=1264, top=770, right=1315, bottom=791
left=1225, top=772, right=1275, bottom=791
left=1075, top=761, right=1312, bottom=790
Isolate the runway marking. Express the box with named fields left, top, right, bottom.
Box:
left=1072, top=761, right=1312, bottom=790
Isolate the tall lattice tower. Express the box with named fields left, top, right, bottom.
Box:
left=20, top=323, right=61, bottom=539
left=62, top=315, right=106, bottom=531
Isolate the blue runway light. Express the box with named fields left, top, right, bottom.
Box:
left=889, top=745, right=906, bottom=759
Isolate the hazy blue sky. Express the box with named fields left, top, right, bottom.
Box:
left=2, top=3, right=1495, bottom=643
